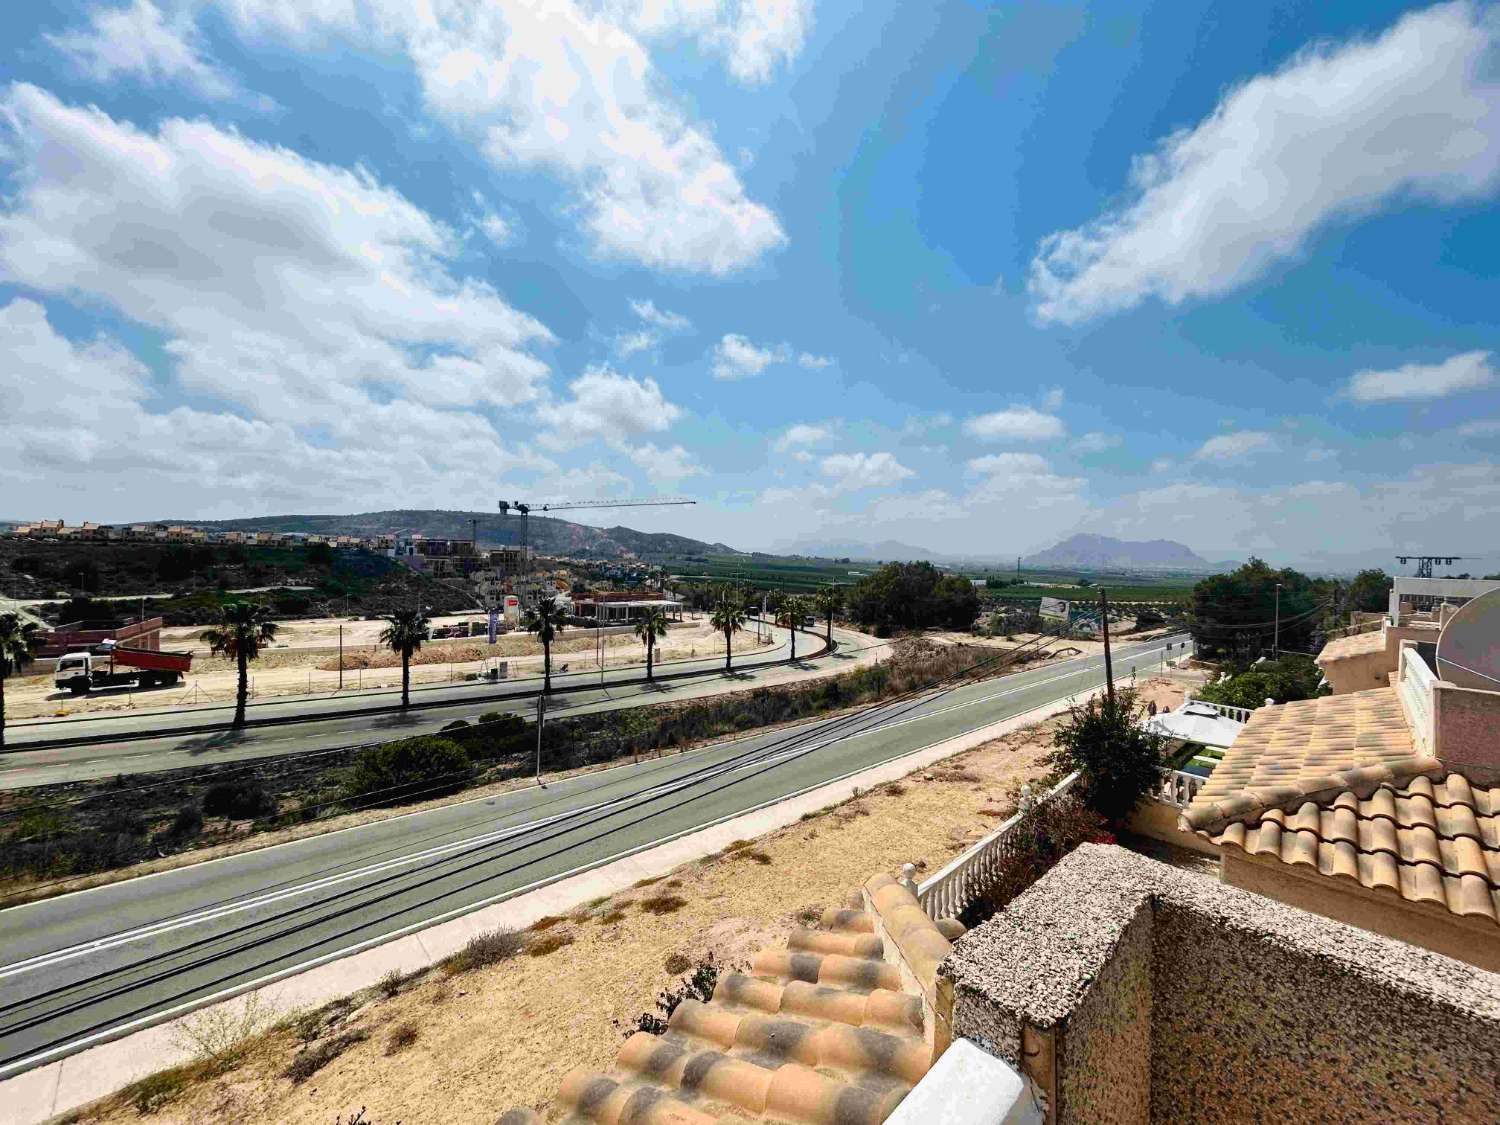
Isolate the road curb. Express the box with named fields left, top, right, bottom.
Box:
left=5, top=628, right=831, bottom=752
left=0, top=687, right=1084, bottom=1124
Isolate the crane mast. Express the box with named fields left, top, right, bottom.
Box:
left=497, top=497, right=697, bottom=578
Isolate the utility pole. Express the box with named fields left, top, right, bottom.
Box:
left=338, top=622, right=343, bottom=691
left=535, top=693, right=546, bottom=784
left=1099, top=588, right=1116, bottom=709
left=1273, top=582, right=1282, bottom=656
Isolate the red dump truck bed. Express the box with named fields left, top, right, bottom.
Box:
left=101, top=644, right=194, bottom=674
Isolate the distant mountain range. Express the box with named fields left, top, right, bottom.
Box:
left=772, top=537, right=956, bottom=563
left=1022, top=534, right=1223, bottom=572
left=172, top=510, right=735, bottom=561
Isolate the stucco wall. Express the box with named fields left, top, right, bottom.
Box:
left=944, top=845, right=1500, bottom=1124
left=1126, top=800, right=1221, bottom=856
left=1321, top=647, right=1393, bottom=694
left=1436, top=682, right=1500, bottom=787
left=1223, top=850, right=1500, bottom=973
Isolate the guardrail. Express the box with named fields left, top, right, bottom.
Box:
left=916, top=772, right=1079, bottom=921
left=1155, top=768, right=1206, bottom=808
left=1182, top=695, right=1252, bottom=723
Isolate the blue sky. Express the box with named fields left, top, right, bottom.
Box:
left=2, top=1, right=1498, bottom=570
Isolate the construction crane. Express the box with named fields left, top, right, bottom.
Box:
left=497, top=497, right=697, bottom=575
left=1396, top=554, right=1470, bottom=579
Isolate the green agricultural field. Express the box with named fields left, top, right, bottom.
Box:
left=663, top=553, right=873, bottom=592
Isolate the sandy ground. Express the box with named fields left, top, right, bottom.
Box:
left=68, top=679, right=1190, bottom=1125
left=8, top=620, right=773, bottom=720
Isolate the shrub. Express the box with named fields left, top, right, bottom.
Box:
left=377, top=969, right=406, bottom=998
left=1197, top=654, right=1326, bottom=710
left=663, top=951, right=692, bottom=974
left=284, top=1030, right=368, bottom=1083
left=444, top=928, right=525, bottom=974
left=161, top=802, right=204, bottom=843
left=385, top=1021, right=419, bottom=1056
left=958, top=798, right=1112, bottom=928
left=344, top=736, right=473, bottom=806
left=441, top=719, right=470, bottom=732
left=202, top=780, right=276, bottom=820
left=628, top=955, right=721, bottom=1035
left=1046, top=688, right=1166, bottom=825
left=526, top=931, right=575, bottom=957
left=639, top=893, right=687, bottom=916
left=123, top=1065, right=193, bottom=1115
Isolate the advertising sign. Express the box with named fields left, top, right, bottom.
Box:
left=488, top=608, right=499, bottom=645
left=1039, top=596, right=1070, bottom=622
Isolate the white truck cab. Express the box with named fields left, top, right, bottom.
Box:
left=54, top=651, right=95, bottom=692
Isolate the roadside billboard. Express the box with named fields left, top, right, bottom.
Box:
left=1039, top=596, right=1070, bottom=622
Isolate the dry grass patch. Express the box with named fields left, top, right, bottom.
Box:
left=443, top=928, right=526, bottom=976
left=385, top=1022, right=420, bottom=1056
left=639, top=893, right=688, bottom=916
left=529, top=914, right=564, bottom=931
left=526, top=931, right=575, bottom=957
left=285, top=1030, right=369, bottom=1084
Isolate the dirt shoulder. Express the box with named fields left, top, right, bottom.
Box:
left=66, top=711, right=1071, bottom=1125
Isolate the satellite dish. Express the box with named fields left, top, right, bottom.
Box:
left=1436, top=587, right=1500, bottom=690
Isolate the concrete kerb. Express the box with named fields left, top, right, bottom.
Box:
left=5, top=688, right=1083, bottom=1124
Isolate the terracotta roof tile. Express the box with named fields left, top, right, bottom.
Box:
left=1318, top=630, right=1386, bottom=663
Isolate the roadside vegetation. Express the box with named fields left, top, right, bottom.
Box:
left=1196, top=653, right=1327, bottom=709
left=0, top=638, right=1050, bottom=895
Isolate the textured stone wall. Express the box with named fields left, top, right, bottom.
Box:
left=943, top=845, right=1500, bottom=1124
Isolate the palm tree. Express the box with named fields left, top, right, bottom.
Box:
left=525, top=595, right=568, bottom=692
left=203, top=601, right=278, bottom=728
left=813, top=585, right=843, bottom=647
left=379, top=607, right=430, bottom=709
left=0, top=613, right=41, bottom=750
left=776, top=595, right=811, bottom=662
left=709, top=586, right=748, bottom=674
left=634, top=606, right=671, bottom=682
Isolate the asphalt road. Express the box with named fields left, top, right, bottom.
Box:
left=0, top=632, right=1187, bottom=1078
left=0, top=625, right=868, bottom=790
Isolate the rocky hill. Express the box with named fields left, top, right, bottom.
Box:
left=174, top=509, right=735, bottom=561
left=1023, top=533, right=1214, bottom=571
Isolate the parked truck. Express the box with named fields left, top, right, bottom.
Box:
left=54, top=640, right=193, bottom=694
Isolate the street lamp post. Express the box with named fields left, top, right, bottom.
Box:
left=1273, top=582, right=1282, bottom=656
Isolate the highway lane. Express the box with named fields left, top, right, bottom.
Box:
left=0, top=625, right=868, bottom=789
left=5, top=621, right=817, bottom=748
left=0, top=633, right=1187, bottom=1077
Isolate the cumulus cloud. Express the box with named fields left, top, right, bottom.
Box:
left=966, top=452, right=1051, bottom=475
left=0, top=83, right=552, bottom=453
left=47, top=0, right=242, bottom=101
left=1346, top=350, right=1496, bottom=402
left=1193, top=431, right=1275, bottom=461
left=820, top=451, right=914, bottom=491
left=1029, top=2, right=1500, bottom=324
left=712, top=333, right=787, bottom=379
left=617, top=297, right=692, bottom=355
left=774, top=423, right=833, bottom=451
left=616, top=0, right=811, bottom=84
left=962, top=407, right=1065, bottom=442
left=797, top=351, right=833, bottom=369
left=536, top=366, right=683, bottom=449
left=215, top=0, right=786, bottom=274
left=622, top=441, right=702, bottom=483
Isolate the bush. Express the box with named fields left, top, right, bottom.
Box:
left=443, top=928, right=526, bottom=975
left=1046, top=688, right=1166, bottom=825
left=958, top=798, right=1112, bottom=927
left=202, top=780, right=276, bottom=820
left=628, top=955, right=721, bottom=1035
left=385, top=1021, right=419, bottom=1056
left=284, top=1030, right=368, bottom=1084
left=1197, top=654, right=1326, bottom=710
left=161, top=803, right=204, bottom=843
left=343, top=736, right=473, bottom=806
left=441, top=719, right=470, bottom=732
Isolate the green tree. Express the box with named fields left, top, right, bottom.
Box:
left=1046, top=688, right=1166, bottom=825
left=813, top=585, right=844, bottom=646
left=1346, top=569, right=1393, bottom=614
left=1189, top=558, right=1326, bottom=661
left=634, top=606, right=671, bottom=682
left=524, top=595, right=568, bottom=693
left=709, top=586, right=748, bottom=674
left=1196, top=654, right=1326, bottom=710
left=0, top=613, right=42, bottom=750
left=776, top=595, right=810, bottom=662
left=202, top=601, right=279, bottom=728
left=380, top=607, right=431, bottom=709
left=847, top=562, right=979, bottom=635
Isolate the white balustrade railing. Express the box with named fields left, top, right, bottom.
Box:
left=916, top=772, right=1079, bottom=921
left=1155, top=768, right=1206, bottom=809
left=1182, top=695, right=1252, bottom=724
left=1397, top=643, right=1436, bottom=755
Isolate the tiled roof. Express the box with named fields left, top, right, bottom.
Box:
left=1317, top=630, right=1386, bottom=663
left=1213, top=774, right=1500, bottom=925
left=501, top=887, right=962, bottom=1125
left=1182, top=688, right=1431, bottom=833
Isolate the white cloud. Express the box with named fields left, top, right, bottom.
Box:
left=0, top=83, right=552, bottom=443
left=536, top=366, right=683, bottom=448
left=966, top=452, right=1052, bottom=476
left=1458, top=419, right=1500, bottom=437
left=1074, top=431, right=1121, bottom=453
left=774, top=423, right=833, bottom=451
left=218, top=0, right=785, bottom=274
left=1346, top=350, right=1496, bottom=402
left=1150, top=458, right=1174, bottom=473
left=47, top=0, right=241, bottom=101
left=1029, top=2, right=1500, bottom=324
left=623, top=442, right=702, bottom=482
left=1193, top=431, right=1275, bottom=461
left=820, top=451, right=914, bottom=491
left=1042, top=387, right=1065, bottom=410
left=630, top=298, right=691, bottom=332
left=797, top=351, right=834, bottom=369
left=616, top=0, right=811, bottom=84
left=712, top=332, right=787, bottom=379
left=962, top=407, right=1065, bottom=442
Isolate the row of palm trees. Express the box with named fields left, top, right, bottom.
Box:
left=0, top=584, right=849, bottom=743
